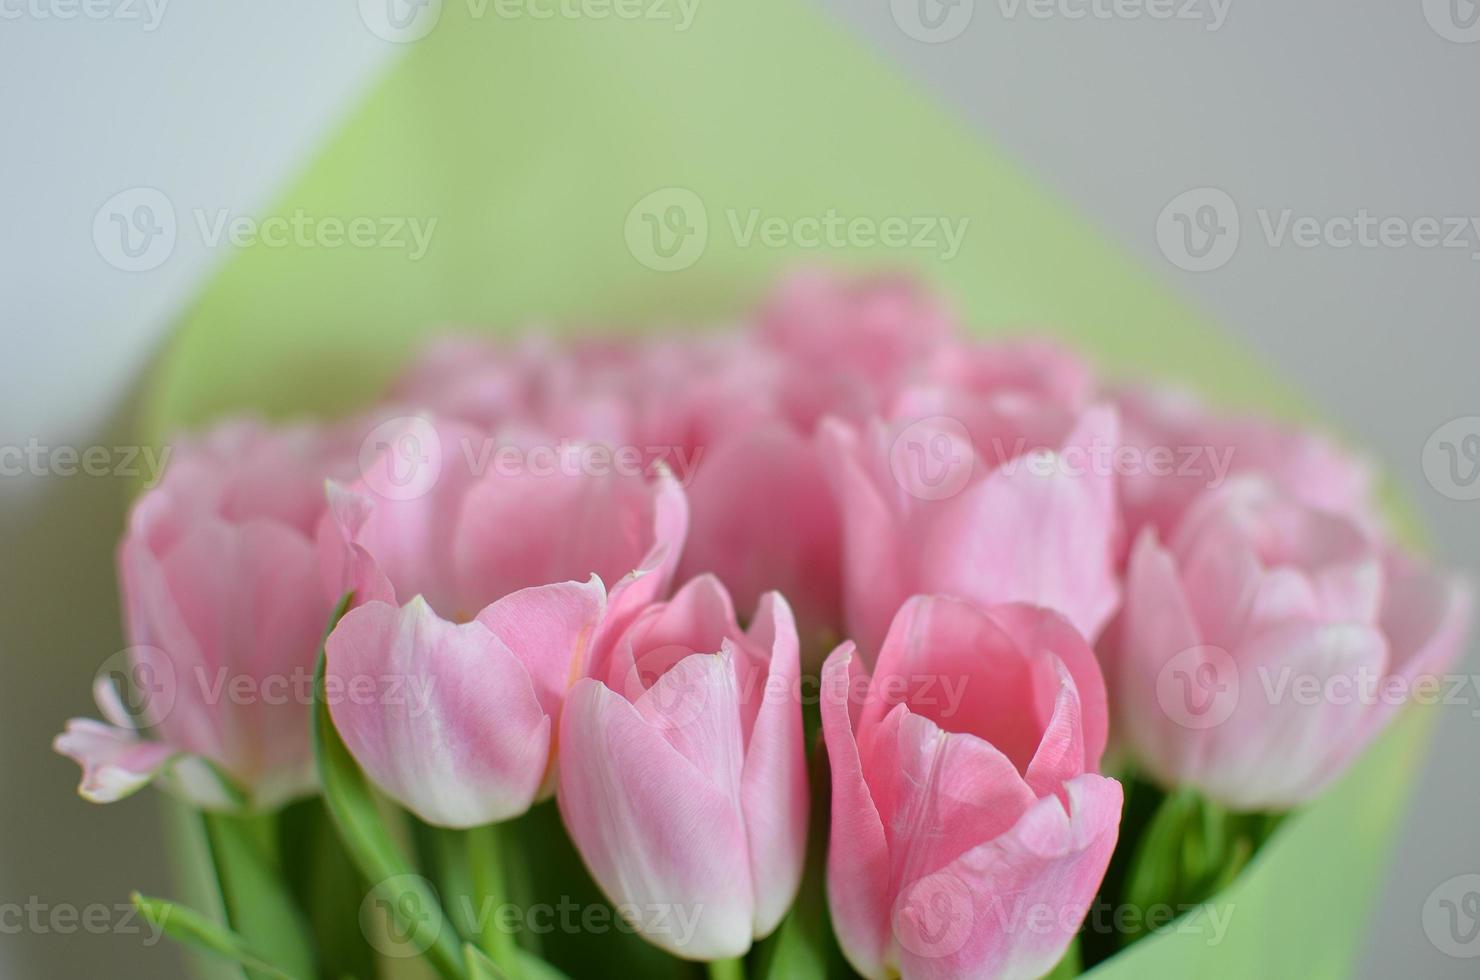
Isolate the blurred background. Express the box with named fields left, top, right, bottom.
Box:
left=2, top=2, right=1476, bottom=976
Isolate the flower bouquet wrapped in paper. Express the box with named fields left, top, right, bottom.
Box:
left=53, top=4, right=1472, bottom=977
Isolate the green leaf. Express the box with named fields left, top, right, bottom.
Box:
left=1044, top=937, right=1081, bottom=979
left=465, top=943, right=572, bottom=980
left=279, top=797, right=379, bottom=980
left=1121, top=786, right=1282, bottom=946
left=131, top=892, right=302, bottom=980
left=311, top=593, right=467, bottom=980
left=201, top=812, right=318, bottom=980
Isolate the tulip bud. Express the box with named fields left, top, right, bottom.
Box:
left=558, top=576, right=808, bottom=960
left=821, top=595, right=1121, bottom=980
left=56, top=419, right=350, bottom=809
left=1114, top=477, right=1470, bottom=809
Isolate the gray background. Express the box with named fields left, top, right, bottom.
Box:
left=1, top=2, right=1476, bottom=976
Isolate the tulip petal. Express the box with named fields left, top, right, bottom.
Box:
left=983, top=603, right=1109, bottom=771
left=818, top=419, right=911, bottom=659
left=892, top=774, right=1122, bottom=980
left=54, top=719, right=176, bottom=803
left=739, top=592, right=808, bottom=938
left=820, top=645, right=894, bottom=979
left=863, top=596, right=1058, bottom=776
left=918, top=407, right=1120, bottom=642
left=1117, top=529, right=1208, bottom=787
left=326, top=598, right=550, bottom=827
left=558, top=678, right=754, bottom=960
left=1204, top=621, right=1388, bottom=809
left=596, top=467, right=691, bottom=655
left=474, top=576, right=605, bottom=720
left=1023, top=661, right=1087, bottom=802
left=125, top=516, right=329, bottom=802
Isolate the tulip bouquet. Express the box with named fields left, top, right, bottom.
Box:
left=56, top=271, right=1469, bottom=980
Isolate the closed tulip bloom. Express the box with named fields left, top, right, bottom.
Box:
left=320, top=415, right=688, bottom=828
left=1114, top=477, right=1471, bottom=810
left=56, top=419, right=349, bottom=809
left=821, top=394, right=1120, bottom=658
left=558, top=576, right=807, bottom=960
left=822, top=595, right=1121, bottom=980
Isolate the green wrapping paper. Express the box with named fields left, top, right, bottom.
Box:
left=138, top=1, right=1435, bottom=976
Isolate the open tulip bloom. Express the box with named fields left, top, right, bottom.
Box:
left=54, top=271, right=1471, bottom=979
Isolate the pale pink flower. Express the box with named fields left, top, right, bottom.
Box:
left=558, top=576, right=807, bottom=960
left=822, top=595, right=1121, bottom=980
left=56, top=419, right=349, bottom=809
left=1114, top=477, right=1470, bottom=809
left=320, top=414, right=688, bottom=827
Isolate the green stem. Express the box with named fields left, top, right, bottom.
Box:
left=708, top=957, right=745, bottom=980
left=467, top=822, right=521, bottom=977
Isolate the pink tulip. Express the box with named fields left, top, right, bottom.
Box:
left=557, top=576, right=807, bottom=960
left=55, top=419, right=349, bottom=809
left=822, top=595, right=1121, bottom=980
left=320, top=415, right=688, bottom=827
left=821, top=394, right=1120, bottom=658
left=1114, top=477, right=1471, bottom=809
